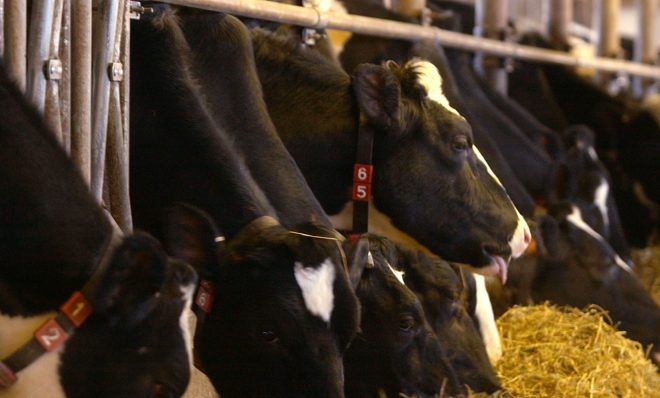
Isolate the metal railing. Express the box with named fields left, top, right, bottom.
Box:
left=159, top=0, right=660, bottom=79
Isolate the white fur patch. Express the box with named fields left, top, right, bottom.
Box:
left=472, top=145, right=502, bottom=186
left=294, top=258, right=336, bottom=323
left=473, top=274, right=502, bottom=364
left=386, top=261, right=405, bottom=285
left=593, top=178, right=610, bottom=233
left=588, top=147, right=599, bottom=162
left=566, top=206, right=632, bottom=274
left=509, top=209, right=531, bottom=259
left=409, top=59, right=461, bottom=116
left=179, top=283, right=196, bottom=369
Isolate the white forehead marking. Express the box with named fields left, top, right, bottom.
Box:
left=386, top=261, right=405, bottom=285
left=473, top=274, right=502, bottom=364
left=410, top=59, right=461, bottom=116
left=294, top=258, right=336, bottom=323
left=588, top=147, right=598, bottom=162
left=472, top=145, right=502, bottom=186
left=593, top=178, right=610, bottom=232
left=566, top=206, right=632, bottom=274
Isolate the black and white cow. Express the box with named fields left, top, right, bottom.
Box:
left=0, top=64, right=197, bottom=397
left=250, top=26, right=531, bottom=284
left=348, top=235, right=502, bottom=394
left=548, top=124, right=632, bottom=264
left=336, top=0, right=537, bottom=218
left=342, top=236, right=466, bottom=397
left=130, top=11, right=360, bottom=397
left=488, top=204, right=660, bottom=367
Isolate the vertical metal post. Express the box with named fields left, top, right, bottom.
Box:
left=0, top=1, right=5, bottom=57
left=26, top=0, right=56, bottom=113
left=60, top=0, right=72, bottom=153
left=105, top=0, right=132, bottom=232
left=71, top=0, right=93, bottom=185
left=5, top=0, right=27, bottom=91
left=43, top=0, right=64, bottom=142
left=632, top=0, right=657, bottom=97
left=474, top=0, right=509, bottom=94
left=91, top=0, right=122, bottom=202
left=543, top=0, right=573, bottom=45
left=594, top=0, right=620, bottom=86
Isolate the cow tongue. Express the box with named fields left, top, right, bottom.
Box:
left=491, top=255, right=508, bottom=285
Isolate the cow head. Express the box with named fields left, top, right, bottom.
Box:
left=58, top=234, right=197, bottom=397
left=548, top=124, right=631, bottom=263
left=342, top=235, right=466, bottom=398
left=399, top=249, right=503, bottom=394
left=506, top=204, right=660, bottom=367
left=351, top=59, right=530, bottom=281
left=165, top=204, right=360, bottom=398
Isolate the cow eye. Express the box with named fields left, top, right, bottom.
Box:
left=399, top=315, right=416, bottom=332
left=261, top=330, right=279, bottom=343
left=451, top=137, right=469, bottom=153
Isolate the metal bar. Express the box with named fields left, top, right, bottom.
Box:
left=595, top=0, right=620, bottom=58
left=0, top=1, right=5, bottom=57
left=44, top=0, right=65, bottom=143
left=71, top=0, right=93, bottom=185
left=158, top=0, right=660, bottom=79
left=91, top=0, right=122, bottom=202
left=121, top=0, right=133, bottom=232
left=60, top=0, right=72, bottom=153
left=26, top=0, right=56, bottom=113
left=632, top=0, right=657, bottom=97
left=543, top=0, right=573, bottom=45
left=104, top=0, right=132, bottom=232
left=474, top=0, right=509, bottom=94
left=5, top=0, right=27, bottom=91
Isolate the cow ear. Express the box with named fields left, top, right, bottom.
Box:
left=93, top=233, right=168, bottom=327
left=352, top=63, right=401, bottom=130
left=344, top=237, right=371, bottom=290
left=164, top=203, right=222, bottom=278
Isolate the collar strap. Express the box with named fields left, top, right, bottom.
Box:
left=352, top=115, right=375, bottom=234
left=0, top=222, right=123, bottom=388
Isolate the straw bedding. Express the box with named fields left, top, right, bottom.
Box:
left=491, top=303, right=660, bottom=398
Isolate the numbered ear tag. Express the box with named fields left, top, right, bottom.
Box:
left=60, top=291, right=92, bottom=327
left=195, top=280, right=216, bottom=314
left=0, top=361, right=17, bottom=388
left=35, top=319, right=68, bottom=352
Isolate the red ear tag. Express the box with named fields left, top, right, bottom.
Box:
left=60, top=291, right=92, bottom=327
left=0, top=362, right=17, bottom=388
left=195, top=280, right=216, bottom=314
left=35, top=319, right=68, bottom=352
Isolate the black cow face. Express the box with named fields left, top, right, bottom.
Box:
left=165, top=205, right=360, bottom=398
left=549, top=125, right=631, bottom=262
left=343, top=235, right=466, bottom=398
left=399, top=249, right=502, bottom=394
left=512, top=206, right=660, bottom=367
left=58, top=233, right=198, bottom=398
left=352, top=60, right=530, bottom=281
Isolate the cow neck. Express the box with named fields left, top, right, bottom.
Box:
left=0, top=219, right=123, bottom=389
left=351, top=114, right=375, bottom=237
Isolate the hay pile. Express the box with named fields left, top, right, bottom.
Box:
left=632, top=245, right=660, bottom=305
left=495, top=303, right=660, bottom=398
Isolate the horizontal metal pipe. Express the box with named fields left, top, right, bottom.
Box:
left=159, top=0, right=660, bottom=79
